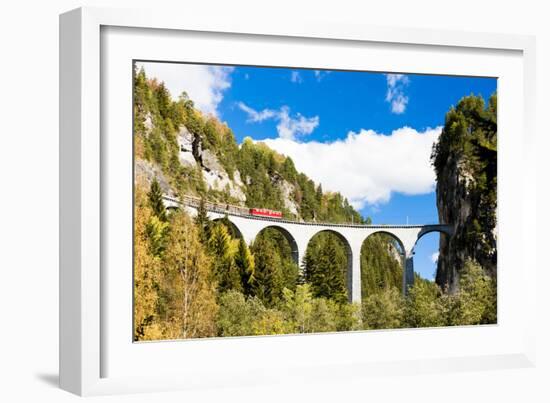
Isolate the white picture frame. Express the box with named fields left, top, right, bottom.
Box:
left=59, top=6, right=537, bottom=396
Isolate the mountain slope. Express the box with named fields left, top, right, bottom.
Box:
left=133, top=66, right=363, bottom=224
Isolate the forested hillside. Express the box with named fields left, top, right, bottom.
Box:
left=134, top=67, right=362, bottom=224
left=133, top=67, right=497, bottom=341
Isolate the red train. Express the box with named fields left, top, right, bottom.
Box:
left=249, top=208, right=283, bottom=219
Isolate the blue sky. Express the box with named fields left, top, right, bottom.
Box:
left=137, top=61, right=496, bottom=280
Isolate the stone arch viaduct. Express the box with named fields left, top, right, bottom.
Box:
left=163, top=195, right=453, bottom=304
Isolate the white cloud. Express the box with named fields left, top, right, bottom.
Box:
left=431, top=252, right=439, bottom=264
left=237, top=103, right=319, bottom=140
left=385, top=73, right=409, bottom=114
left=276, top=107, right=319, bottom=140
left=237, top=102, right=277, bottom=122
left=261, top=126, right=441, bottom=208
left=290, top=71, right=303, bottom=83
left=135, top=62, right=233, bottom=116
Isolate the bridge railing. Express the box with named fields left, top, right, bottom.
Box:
left=162, top=194, right=447, bottom=230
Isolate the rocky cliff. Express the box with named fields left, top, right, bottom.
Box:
left=433, top=95, right=498, bottom=292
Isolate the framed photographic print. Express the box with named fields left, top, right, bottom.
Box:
left=60, top=6, right=537, bottom=396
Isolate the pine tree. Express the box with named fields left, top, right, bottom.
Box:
left=234, top=238, right=255, bottom=295
left=316, top=184, right=323, bottom=203
left=147, top=178, right=167, bottom=221
left=207, top=223, right=241, bottom=292
left=303, top=234, right=347, bottom=303
left=251, top=236, right=284, bottom=307
left=154, top=82, right=172, bottom=120
left=145, top=215, right=168, bottom=257
left=194, top=197, right=210, bottom=243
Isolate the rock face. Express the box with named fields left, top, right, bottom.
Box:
left=435, top=156, right=474, bottom=291
left=177, top=123, right=247, bottom=203
left=135, top=159, right=176, bottom=197
left=200, top=148, right=246, bottom=203
left=276, top=178, right=300, bottom=217
left=177, top=125, right=197, bottom=168
left=436, top=134, right=497, bottom=293
left=143, top=112, right=154, bottom=132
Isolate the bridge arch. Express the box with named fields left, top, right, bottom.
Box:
left=212, top=216, right=243, bottom=240
left=412, top=226, right=451, bottom=253
left=362, top=231, right=406, bottom=258
left=304, top=229, right=353, bottom=302
left=403, top=226, right=452, bottom=293
left=360, top=231, right=406, bottom=298
left=254, top=225, right=300, bottom=265
left=306, top=229, right=353, bottom=256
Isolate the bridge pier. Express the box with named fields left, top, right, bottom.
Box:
left=403, top=252, right=415, bottom=295
left=349, top=245, right=362, bottom=304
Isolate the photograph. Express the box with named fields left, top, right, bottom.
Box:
left=132, top=61, right=498, bottom=341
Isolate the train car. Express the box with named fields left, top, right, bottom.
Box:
left=249, top=208, right=283, bottom=219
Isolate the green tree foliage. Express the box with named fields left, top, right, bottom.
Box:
left=281, top=285, right=361, bottom=333
left=147, top=178, right=167, bottom=221
left=234, top=238, right=256, bottom=296
left=250, top=235, right=285, bottom=307
left=207, top=222, right=242, bottom=293
left=281, top=285, right=314, bottom=333
left=216, top=291, right=267, bottom=336
left=216, top=285, right=361, bottom=336
left=403, top=259, right=496, bottom=329
left=216, top=290, right=290, bottom=337
left=194, top=197, right=211, bottom=243
left=134, top=186, right=163, bottom=341
left=439, top=259, right=497, bottom=325
left=160, top=211, right=219, bottom=339
left=404, top=279, right=445, bottom=328
left=302, top=232, right=348, bottom=303
left=145, top=215, right=168, bottom=257
left=134, top=180, right=219, bottom=341
left=361, top=233, right=403, bottom=298
left=249, top=228, right=299, bottom=306
left=362, top=288, right=405, bottom=330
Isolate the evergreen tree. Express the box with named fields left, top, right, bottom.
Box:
left=234, top=238, right=255, bottom=295
left=147, top=178, right=167, bottom=221
left=194, top=197, right=210, bottom=243
left=360, top=233, right=403, bottom=299
left=207, top=223, right=241, bottom=292
left=315, top=184, right=323, bottom=203
left=154, top=82, right=172, bottom=120
left=303, top=233, right=348, bottom=303
left=145, top=215, right=168, bottom=257
left=251, top=236, right=285, bottom=307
